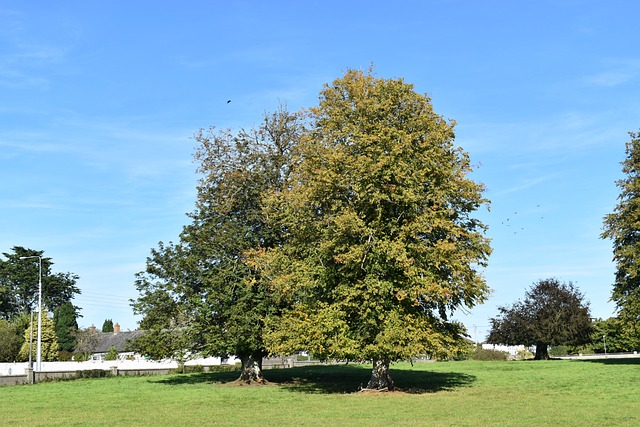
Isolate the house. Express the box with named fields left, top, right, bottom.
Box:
left=87, top=323, right=145, bottom=361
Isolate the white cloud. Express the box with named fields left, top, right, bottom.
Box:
left=583, top=58, right=640, bottom=87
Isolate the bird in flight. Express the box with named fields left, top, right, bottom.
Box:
left=227, top=100, right=231, bottom=104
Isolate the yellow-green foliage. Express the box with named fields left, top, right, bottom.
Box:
left=18, top=310, right=59, bottom=362
left=256, top=68, right=492, bottom=364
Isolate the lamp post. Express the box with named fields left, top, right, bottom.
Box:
left=19, top=256, right=42, bottom=371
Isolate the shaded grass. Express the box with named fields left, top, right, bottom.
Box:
left=158, top=363, right=475, bottom=394
left=1, top=359, right=639, bottom=426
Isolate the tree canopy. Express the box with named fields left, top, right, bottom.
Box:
left=487, top=278, right=592, bottom=360
left=251, top=69, right=491, bottom=389
left=0, top=246, right=80, bottom=320
left=602, top=130, right=640, bottom=349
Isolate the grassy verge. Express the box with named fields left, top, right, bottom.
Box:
left=1, top=359, right=639, bottom=426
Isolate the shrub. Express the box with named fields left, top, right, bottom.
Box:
left=58, top=350, right=73, bottom=361
left=76, top=369, right=111, bottom=379
left=471, top=348, right=509, bottom=361
left=549, top=345, right=569, bottom=357
left=105, top=347, right=118, bottom=361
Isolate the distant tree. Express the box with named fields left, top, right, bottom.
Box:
left=18, top=309, right=59, bottom=362
left=251, top=68, right=491, bottom=389
left=53, top=302, right=78, bottom=352
left=586, top=317, right=635, bottom=354
left=0, top=319, right=22, bottom=362
left=0, top=246, right=80, bottom=320
left=487, top=278, right=593, bottom=360
left=132, top=106, right=304, bottom=383
left=101, top=319, right=114, bottom=333
left=602, top=130, right=640, bottom=350
left=74, top=327, right=99, bottom=359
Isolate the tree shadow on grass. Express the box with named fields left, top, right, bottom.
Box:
left=154, top=364, right=476, bottom=395
left=575, top=357, right=640, bottom=366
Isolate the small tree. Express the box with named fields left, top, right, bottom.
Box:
left=101, top=319, right=114, bottom=333
left=487, top=278, right=593, bottom=360
left=0, top=319, right=22, bottom=362
left=74, top=327, right=99, bottom=360
left=18, top=309, right=59, bottom=362
left=105, top=346, right=118, bottom=361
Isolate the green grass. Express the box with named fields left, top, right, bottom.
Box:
left=1, top=359, right=639, bottom=426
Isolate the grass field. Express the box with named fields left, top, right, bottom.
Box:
left=1, top=358, right=639, bottom=426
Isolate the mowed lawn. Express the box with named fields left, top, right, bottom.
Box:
left=1, top=358, right=639, bottom=426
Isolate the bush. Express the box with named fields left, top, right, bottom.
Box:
left=105, top=347, right=118, bottom=361
left=471, top=348, right=509, bottom=361
left=58, top=350, right=73, bottom=361
left=76, top=369, right=111, bottom=379
left=549, top=345, right=569, bottom=357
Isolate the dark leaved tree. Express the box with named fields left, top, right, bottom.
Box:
left=54, top=302, right=79, bottom=352
left=487, top=278, right=593, bottom=360
left=0, top=246, right=80, bottom=320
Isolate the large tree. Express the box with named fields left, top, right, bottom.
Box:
left=132, top=106, right=303, bottom=382
left=602, top=130, right=640, bottom=349
left=0, top=246, right=80, bottom=320
left=252, top=69, right=492, bottom=390
left=487, top=278, right=593, bottom=360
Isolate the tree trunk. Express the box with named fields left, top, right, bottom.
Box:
left=534, top=343, right=550, bottom=360
left=365, top=358, right=394, bottom=391
left=238, top=353, right=265, bottom=383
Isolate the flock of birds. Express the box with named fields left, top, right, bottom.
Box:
left=499, top=205, right=545, bottom=235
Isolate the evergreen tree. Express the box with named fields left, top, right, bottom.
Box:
left=18, top=309, right=59, bottom=362
left=53, top=302, right=78, bottom=352
left=602, top=130, right=640, bottom=349
left=101, top=319, right=114, bottom=333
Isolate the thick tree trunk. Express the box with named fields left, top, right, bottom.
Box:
left=534, top=343, right=550, bottom=360
left=365, top=358, right=394, bottom=391
left=238, top=353, right=265, bottom=383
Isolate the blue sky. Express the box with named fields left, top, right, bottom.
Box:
left=2, top=1, right=638, bottom=340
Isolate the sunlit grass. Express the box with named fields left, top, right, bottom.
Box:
left=1, top=359, right=639, bottom=426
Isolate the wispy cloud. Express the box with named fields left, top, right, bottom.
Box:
left=583, top=58, right=640, bottom=87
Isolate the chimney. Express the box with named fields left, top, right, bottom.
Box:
left=113, top=323, right=120, bottom=334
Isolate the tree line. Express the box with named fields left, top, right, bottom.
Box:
left=0, top=246, right=81, bottom=362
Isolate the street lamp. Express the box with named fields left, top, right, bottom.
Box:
left=19, top=256, right=42, bottom=371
